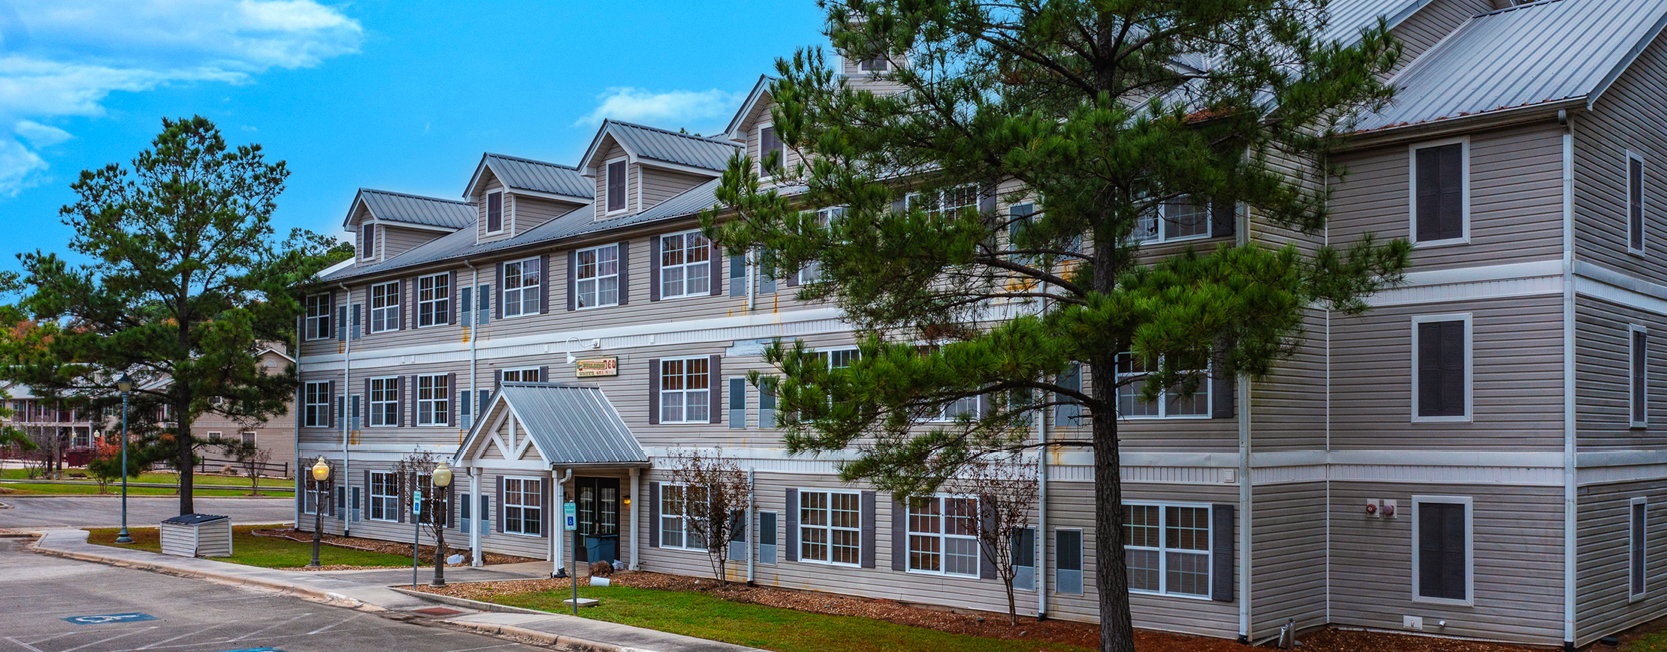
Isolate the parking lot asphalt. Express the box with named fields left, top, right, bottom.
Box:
left=0, top=538, right=532, bottom=652
left=0, top=495, right=294, bottom=529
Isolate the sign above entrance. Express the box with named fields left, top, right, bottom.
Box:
left=574, top=357, right=618, bottom=378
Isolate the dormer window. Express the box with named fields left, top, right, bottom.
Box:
left=487, top=192, right=504, bottom=233
left=859, top=58, right=889, bottom=72
left=361, top=223, right=375, bottom=259
left=759, top=125, right=783, bottom=178
left=606, top=159, right=627, bottom=214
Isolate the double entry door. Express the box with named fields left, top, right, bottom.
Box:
left=574, top=476, right=620, bottom=562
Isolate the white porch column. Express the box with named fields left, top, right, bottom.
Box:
left=469, top=467, right=481, bottom=567
left=630, top=467, right=641, bottom=570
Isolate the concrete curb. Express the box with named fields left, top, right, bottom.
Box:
left=387, top=586, right=551, bottom=616
left=445, top=619, right=654, bottom=652
left=1, top=479, right=291, bottom=490
left=0, top=492, right=292, bottom=499
left=28, top=537, right=358, bottom=609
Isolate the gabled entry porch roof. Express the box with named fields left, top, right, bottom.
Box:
left=454, top=383, right=649, bottom=468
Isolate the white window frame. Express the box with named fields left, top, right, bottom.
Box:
left=1410, top=313, right=1474, bottom=423
left=369, top=281, right=400, bottom=333
left=575, top=243, right=620, bottom=309
left=304, top=294, right=332, bottom=341
left=605, top=158, right=629, bottom=215
left=659, top=357, right=710, bottom=423
left=1629, top=150, right=1647, bottom=256
left=1633, top=496, right=1649, bottom=602
left=302, top=476, right=328, bottom=516
left=659, top=482, right=709, bottom=551
left=240, top=431, right=255, bottom=445
left=486, top=190, right=505, bottom=234
left=416, top=273, right=450, bottom=328
left=658, top=230, right=712, bottom=299
left=1134, top=196, right=1212, bottom=245
left=905, top=494, right=981, bottom=578
left=1114, top=353, right=1211, bottom=420
left=1407, top=136, right=1471, bottom=248
left=368, top=376, right=399, bottom=427
left=501, top=367, right=541, bottom=383
left=206, top=431, right=222, bottom=441
left=1410, top=495, right=1474, bottom=607
left=1633, top=324, right=1649, bottom=429
left=502, top=257, right=542, bottom=318
left=303, top=381, right=330, bottom=428
left=907, top=186, right=979, bottom=221
left=369, top=471, right=399, bottom=522
left=415, top=374, right=449, bottom=426
left=1123, top=501, right=1213, bottom=600
left=797, top=488, right=862, bottom=567
left=503, top=476, right=543, bottom=537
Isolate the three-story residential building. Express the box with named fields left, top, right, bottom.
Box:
left=295, top=0, right=1667, bottom=647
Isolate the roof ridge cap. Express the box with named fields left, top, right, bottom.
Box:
left=485, top=152, right=581, bottom=171
left=605, top=119, right=743, bottom=147
left=360, top=188, right=475, bottom=206
left=1475, top=0, right=1567, bottom=18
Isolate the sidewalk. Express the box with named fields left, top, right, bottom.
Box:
left=30, top=529, right=763, bottom=652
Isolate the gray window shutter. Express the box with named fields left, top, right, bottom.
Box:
left=1212, top=371, right=1236, bottom=419
left=495, top=369, right=502, bottom=389
left=327, top=380, right=337, bottom=428
left=461, top=286, right=472, bottom=325
left=447, top=271, right=457, bottom=324
left=327, top=290, right=337, bottom=336
left=364, top=378, right=371, bottom=424
left=648, top=482, right=661, bottom=548
left=728, top=510, right=747, bottom=562
left=541, top=479, right=552, bottom=537
left=1418, top=321, right=1465, bottom=417
left=760, top=249, right=777, bottom=294
left=861, top=491, right=876, bottom=569
left=709, top=241, right=722, bottom=296
left=398, top=473, right=407, bottom=523
left=979, top=184, right=997, bottom=215
left=1634, top=502, right=1648, bottom=595
left=353, top=485, right=361, bottom=523
left=649, top=236, right=662, bottom=302
left=728, top=378, right=747, bottom=429
left=1056, top=529, right=1082, bottom=594
left=349, top=394, right=361, bottom=430
left=891, top=196, right=906, bottom=213
left=785, top=266, right=799, bottom=287
left=1419, top=502, right=1466, bottom=600
left=1210, top=200, right=1236, bottom=238
left=566, top=250, right=577, bottom=311
left=1415, top=144, right=1463, bottom=241
left=395, top=376, right=405, bottom=427
left=729, top=255, right=746, bottom=297
left=891, top=496, right=908, bottom=571
left=1212, top=504, right=1235, bottom=602
left=399, top=279, right=408, bottom=330
left=978, top=496, right=996, bottom=579
left=1634, top=330, right=1648, bottom=425
left=648, top=359, right=661, bottom=424
left=447, top=372, right=457, bottom=427
left=478, top=390, right=489, bottom=420
left=1055, top=364, right=1081, bottom=427
left=709, top=355, right=722, bottom=425
left=495, top=264, right=504, bottom=319
left=617, top=241, right=631, bottom=305
left=336, top=486, right=345, bottom=521
left=785, top=489, right=799, bottom=562
left=495, top=476, right=504, bottom=534
left=1012, top=527, right=1036, bottom=591
left=1633, top=157, right=1646, bottom=250
left=538, top=254, right=550, bottom=315
left=538, top=366, right=549, bottom=383
left=408, top=375, right=418, bottom=427
left=478, top=283, right=491, bottom=324
left=351, top=304, right=361, bottom=340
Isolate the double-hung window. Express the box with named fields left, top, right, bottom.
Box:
left=1630, top=152, right=1646, bottom=254
left=1134, top=196, right=1211, bottom=244
left=1633, top=326, right=1649, bottom=428
left=659, top=358, right=710, bottom=423
left=660, top=483, right=709, bottom=550
left=501, top=368, right=540, bottom=383
left=369, top=281, right=399, bottom=333
left=576, top=244, right=620, bottom=308
left=503, top=477, right=542, bottom=536
left=416, top=374, right=449, bottom=426
left=416, top=273, right=450, bottom=328
left=369, top=471, right=398, bottom=521
left=303, top=381, right=330, bottom=428
left=368, top=377, right=399, bottom=427
left=799, top=490, right=861, bottom=565
left=1115, top=353, right=1209, bottom=418
left=304, top=294, right=331, bottom=340
left=659, top=231, right=711, bottom=298
left=605, top=160, right=627, bottom=214
left=1413, top=496, right=1472, bottom=605
left=1124, top=503, right=1211, bottom=598
left=909, top=186, right=978, bottom=220
left=1411, top=139, right=1468, bottom=245
left=907, top=495, right=980, bottom=576
left=503, top=257, right=541, bottom=317
left=1413, top=314, right=1471, bottom=421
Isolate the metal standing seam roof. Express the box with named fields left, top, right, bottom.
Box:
left=482, top=153, right=595, bottom=199
left=1317, top=0, right=1433, bottom=46
left=605, top=120, right=743, bottom=172
left=476, top=383, right=647, bottom=466
left=348, top=189, right=477, bottom=230
left=1355, top=0, right=1667, bottom=132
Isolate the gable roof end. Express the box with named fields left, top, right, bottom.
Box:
left=453, top=383, right=648, bottom=467
left=577, top=119, right=742, bottom=177
left=341, top=189, right=477, bottom=231
left=724, top=74, right=776, bottom=140
left=462, top=153, right=594, bottom=201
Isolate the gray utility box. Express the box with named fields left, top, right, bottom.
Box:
left=159, top=514, right=232, bottom=558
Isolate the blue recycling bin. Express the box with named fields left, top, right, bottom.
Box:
left=584, top=534, right=618, bottom=564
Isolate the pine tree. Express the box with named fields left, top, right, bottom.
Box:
left=705, top=3, right=1411, bottom=650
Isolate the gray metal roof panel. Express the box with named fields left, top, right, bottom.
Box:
left=1318, top=0, right=1430, bottom=46
left=1356, top=0, right=1667, bottom=132
left=352, top=189, right=476, bottom=230
left=498, top=383, right=647, bottom=465
left=606, top=120, right=741, bottom=172
left=485, top=154, right=594, bottom=199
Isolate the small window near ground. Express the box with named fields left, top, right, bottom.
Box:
left=504, top=477, right=543, bottom=536
left=659, top=483, right=709, bottom=550
left=907, top=495, right=980, bottom=577
left=1124, top=504, right=1211, bottom=597
left=370, top=471, right=398, bottom=521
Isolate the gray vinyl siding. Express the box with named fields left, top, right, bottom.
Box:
left=1329, top=121, right=1566, bottom=273
left=1250, top=482, right=1327, bottom=640
left=1329, top=294, right=1565, bottom=451
left=1250, top=310, right=1329, bottom=452
left=1328, top=482, right=1564, bottom=645
left=640, top=167, right=713, bottom=209
left=1046, top=361, right=1239, bottom=454
left=1576, top=295, right=1667, bottom=450
left=840, top=56, right=908, bottom=96
left=296, top=358, right=473, bottom=451
left=382, top=226, right=441, bottom=260
left=1388, top=0, right=1494, bottom=75
left=513, top=196, right=583, bottom=236
left=1575, top=479, right=1667, bottom=645
left=1573, top=34, right=1667, bottom=285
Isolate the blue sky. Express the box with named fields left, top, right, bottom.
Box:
left=0, top=0, right=828, bottom=273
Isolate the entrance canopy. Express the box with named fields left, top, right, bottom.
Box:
left=454, top=383, right=648, bottom=468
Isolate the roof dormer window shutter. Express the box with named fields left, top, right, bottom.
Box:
left=487, top=192, right=503, bottom=233
left=361, top=223, right=375, bottom=260
left=760, top=126, right=783, bottom=176
left=607, top=160, right=627, bottom=213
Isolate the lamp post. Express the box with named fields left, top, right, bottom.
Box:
left=430, top=460, right=452, bottom=587
left=308, top=457, right=330, bottom=568
left=114, top=374, right=133, bottom=545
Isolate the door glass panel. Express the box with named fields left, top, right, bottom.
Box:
left=601, top=487, right=619, bottom=535
left=579, top=486, right=596, bottom=534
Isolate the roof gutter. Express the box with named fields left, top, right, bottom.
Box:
left=1338, top=98, right=1588, bottom=152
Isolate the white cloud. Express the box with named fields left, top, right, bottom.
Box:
left=0, top=0, right=363, bottom=194
left=576, top=87, right=744, bottom=130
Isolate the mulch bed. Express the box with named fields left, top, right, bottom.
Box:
left=252, top=527, right=537, bottom=568
left=414, top=570, right=1557, bottom=652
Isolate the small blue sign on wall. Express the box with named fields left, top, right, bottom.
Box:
left=63, top=613, right=157, bottom=625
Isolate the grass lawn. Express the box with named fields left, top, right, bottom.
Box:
left=1627, top=632, right=1667, bottom=651
left=0, top=483, right=284, bottom=497
left=1, top=469, right=289, bottom=487
left=493, top=586, right=1091, bottom=652
left=85, top=524, right=415, bottom=569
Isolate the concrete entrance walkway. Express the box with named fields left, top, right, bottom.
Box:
left=28, top=529, right=762, bottom=652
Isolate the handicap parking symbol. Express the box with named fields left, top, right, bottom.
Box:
left=63, top=612, right=157, bottom=625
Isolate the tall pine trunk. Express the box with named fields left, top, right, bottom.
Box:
left=175, top=395, right=195, bottom=516
left=1090, top=359, right=1135, bottom=652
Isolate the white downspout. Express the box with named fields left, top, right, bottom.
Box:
left=469, top=467, right=482, bottom=567
left=747, top=466, right=757, bottom=584
left=1236, top=202, right=1251, bottom=644
left=553, top=467, right=573, bottom=578
left=1560, top=110, right=1578, bottom=652
left=293, top=314, right=303, bottom=528
left=746, top=249, right=757, bottom=312
left=337, top=282, right=353, bottom=537
left=1036, top=388, right=1049, bottom=620
left=630, top=466, right=642, bottom=570
left=463, top=260, right=478, bottom=431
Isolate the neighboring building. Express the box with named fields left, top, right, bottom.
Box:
left=0, top=382, right=99, bottom=465
left=293, top=0, right=1667, bottom=647
left=185, top=343, right=298, bottom=478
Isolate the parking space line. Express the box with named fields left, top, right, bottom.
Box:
left=304, top=613, right=360, bottom=635
left=19, top=633, right=77, bottom=647
left=60, top=627, right=159, bottom=652
left=220, top=613, right=310, bottom=643
left=132, top=624, right=229, bottom=650
left=4, top=637, right=47, bottom=652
